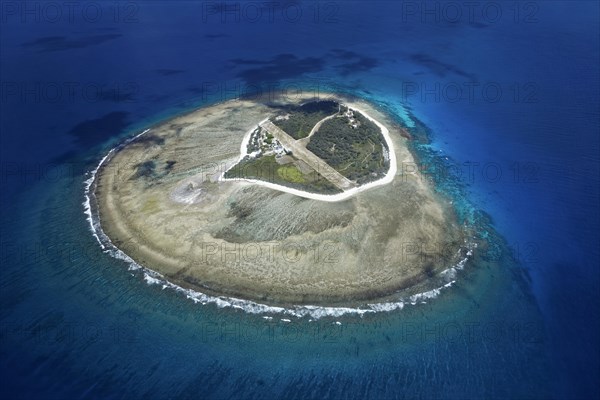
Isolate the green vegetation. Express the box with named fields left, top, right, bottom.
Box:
left=271, top=100, right=339, bottom=139
left=227, top=102, right=390, bottom=193
left=246, top=127, right=262, bottom=153
left=277, top=165, right=306, bottom=183
left=264, top=132, right=274, bottom=145
left=224, top=155, right=341, bottom=194
left=306, top=109, right=390, bottom=184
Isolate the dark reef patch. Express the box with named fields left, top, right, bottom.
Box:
left=155, top=69, right=185, bottom=76
left=409, top=53, right=477, bottom=81
left=22, top=34, right=122, bottom=52
left=67, top=111, right=130, bottom=147
left=230, top=54, right=325, bottom=85
left=330, top=49, right=379, bottom=76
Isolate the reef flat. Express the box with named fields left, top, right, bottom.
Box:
left=93, top=92, right=468, bottom=305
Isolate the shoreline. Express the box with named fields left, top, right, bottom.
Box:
left=85, top=153, right=472, bottom=318
left=88, top=93, right=471, bottom=311
left=219, top=103, right=398, bottom=202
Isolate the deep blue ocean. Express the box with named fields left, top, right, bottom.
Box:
left=1, top=1, right=598, bottom=399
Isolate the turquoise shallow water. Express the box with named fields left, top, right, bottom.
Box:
left=1, top=93, right=552, bottom=398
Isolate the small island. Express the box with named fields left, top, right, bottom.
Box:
left=223, top=100, right=394, bottom=197
left=91, top=92, right=467, bottom=305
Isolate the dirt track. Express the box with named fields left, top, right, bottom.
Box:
left=261, top=120, right=357, bottom=191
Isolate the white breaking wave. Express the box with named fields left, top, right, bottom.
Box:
left=83, top=127, right=476, bottom=320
